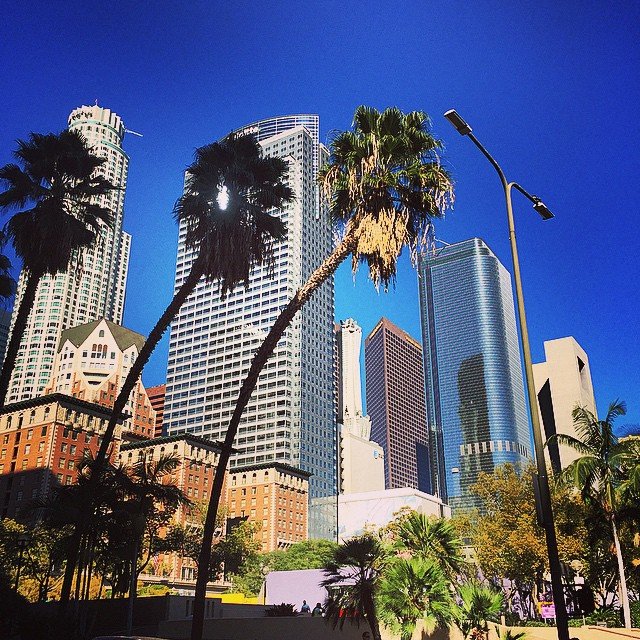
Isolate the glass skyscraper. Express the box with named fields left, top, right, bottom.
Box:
left=418, top=238, right=531, bottom=511
left=164, top=115, right=336, bottom=537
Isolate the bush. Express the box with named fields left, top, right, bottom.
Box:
left=265, top=602, right=298, bottom=617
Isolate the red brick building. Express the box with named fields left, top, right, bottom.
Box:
left=146, top=384, right=165, bottom=438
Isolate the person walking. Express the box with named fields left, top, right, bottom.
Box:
left=301, top=600, right=311, bottom=614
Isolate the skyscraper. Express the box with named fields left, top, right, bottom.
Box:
left=164, top=115, right=336, bottom=531
left=335, top=318, right=384, bottom=494
left=533, top=336, right=597, bottom=473
left=418, top=238, right=531, bottom=511
left=364, top=318, right=431, bottom=492
left=7, top=105, right=131, bottom=403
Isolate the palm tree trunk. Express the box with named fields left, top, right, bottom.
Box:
left=59, top=251, right=207, bottom=614
left=0, top=269, right=41, bottom=406
left=190, top=232, right=357, bottom=640
left=611, top=514, right=631, bottom=628
left=362, top=592, right=382, bottom=640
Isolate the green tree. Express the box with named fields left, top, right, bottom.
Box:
left=453, top=581, right=503, bottom=640
left=192, top=105, right=453, bottom=640
left=378, top=556, right=453, bottom=640
left=322, top=534, right=387, bottom=640
left=550, top=401, right=638, bottom=628
left=62, top=131, right=291, bottom=612
left=0, top=130, right=114, bottom=405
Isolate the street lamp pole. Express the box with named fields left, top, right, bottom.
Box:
left=444, top=109, right=569, bottom=640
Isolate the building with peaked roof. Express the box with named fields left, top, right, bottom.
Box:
left=7, top=104, right=131, bottom=404
left=227, top=462, right=310, bottom=552
left=0, top=394, right=118, bottom=521
left=44, top=318, right=156, bottom=438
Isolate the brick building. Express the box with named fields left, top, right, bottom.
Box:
left=146, top=384, right=166, bottom=438
left=226, top=462, right=310, bottom=552
left=0, top=394, right=118, bottom=521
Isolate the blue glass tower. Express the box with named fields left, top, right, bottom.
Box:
left=418, top=238, right=531, bottom=511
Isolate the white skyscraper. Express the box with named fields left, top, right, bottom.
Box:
left=164, top=115, right=336, bottom=516
left=7, top=105, right=131, bottom=403
left=335, top=318, right=385, bottom=494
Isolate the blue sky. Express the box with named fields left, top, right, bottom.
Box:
left=1, top=1, right=638, bottom=426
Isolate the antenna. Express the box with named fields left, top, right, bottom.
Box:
left=125, top=129, right=143, bottom=138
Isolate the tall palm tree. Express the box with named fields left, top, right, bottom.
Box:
left=453, top=581, right=503, bottom=640
left=378, top=556, right=453, bottom=640
left=392, top=511, right=465, bottom=581
left=549, top=401, right=636, bottom=628
left=191, top=105, right=454, bottom=640
left=0, top=130, right=114, bottom=405
left=60, top=132, right=291, bottom=611
left=322, top=535, right=387, bottom=640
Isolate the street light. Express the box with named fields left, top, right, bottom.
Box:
left=444, top=109, right=569, bottom=640
left=14, top=533, right=31, bottom=592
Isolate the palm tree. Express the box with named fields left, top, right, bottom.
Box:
left=378, top=556, right=453, bottom=640
left=322, top=535, right=387, bottom=640
left=0, top=130, right=114, bottom=405
left=392, top=511, right=465, bottom=580
left=191, top=105, right=454, bottom=640
left=549, top=401, right=636, bottom=628
left=453, top=581, right=503, bottom=640
left=0, top=232, right=16, bottom=301
left=59, top=132, right=291, bottom=610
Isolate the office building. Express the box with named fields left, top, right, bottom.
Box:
left=533, top=337, right=597, bottom=473
left=335, top=319, right=384, bottom=494
left=147, top=384, right=166, bottom=437
left=418, top=238, right=531, bottom=511
left=0, top=394, right=119, bottom=521
left=7, top=105, right=131, bottom=403
left=43, top=318, right=156, bottom=438
left=364, top=318, right=431, bottom=492
left=226, top=462, right=310, bottom=552
left=164, top=115, right=335, bottom=537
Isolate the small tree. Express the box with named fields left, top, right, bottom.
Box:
left=453, top=581, right=503, bottom=640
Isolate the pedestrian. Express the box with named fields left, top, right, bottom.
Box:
left=301, top=599, right=311, bottom=613
left=312, top=602, right=323, bottom=616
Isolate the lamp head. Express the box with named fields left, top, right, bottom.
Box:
left=444, top=109, right=472, bottom=136
left=532, top=198, right=554, bottom=220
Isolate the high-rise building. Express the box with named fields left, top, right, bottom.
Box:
left=418, top=238, right=531, bottom=511
left=335, top=319, right=384, bottom=494
left=147, top=384, right=166, bottom=438
left=364, top=318, right=431, bottom=492
left=43, top=318, right=156, bottom=439
left=0, top=307, right=12, bottom=365
left=533, top=337, right=597, bottom=473
left=164, top=115, right=335, bottom=536
left=7, top=105, right=131, bottom=403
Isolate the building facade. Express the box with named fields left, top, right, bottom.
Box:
left=0, top=308, right=12, bottom=366
left=43, top=318, right=156, bottom=439
left=226, top=462, right=310, bottom=552
left=0, top=394, right=118, bottom=521
left=7, top=105, right=131, bottom=404
left=147, top=384, right=166, bottom=438
left=418, top=238, right=531, bottom=511
left=335, top=319, right=384, bottom=494
left=164, top=115, right=335, bottom=537
left=533, top=336, right=597, bottom=473
left=364, top=318, right=431, bottom=492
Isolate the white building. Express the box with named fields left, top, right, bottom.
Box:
left=335, top=319, right=384, bottom=494
left=164, top=115, right=335, bottom=537
left=533, top=336, right=597, bottom=473
left=7, top=105, right=131, bottom=403
left=338, top=487, right=450, bottom=541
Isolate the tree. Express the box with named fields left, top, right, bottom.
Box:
left=390, top=511, right=465, bottom=581
left=0, top=130, right=114, bottom=406
left=453, top=581, right=503, bottom=640
left=378, top=556, right=453, bottom=640
left=550, top=401, right=638, bottom=628
left=191, top=105, right=454, bottom=640
left=322, top=534, right=387, bottom=640
left=60, top=131, right=291, bottom=611
left=0, top=232, right=16, bottom=301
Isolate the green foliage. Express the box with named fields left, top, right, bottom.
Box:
left=494, top=627, right=527, bottom=640
left=453, top=581, right=503, bottom=640
left=265, top=602, right=298, bottom=617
